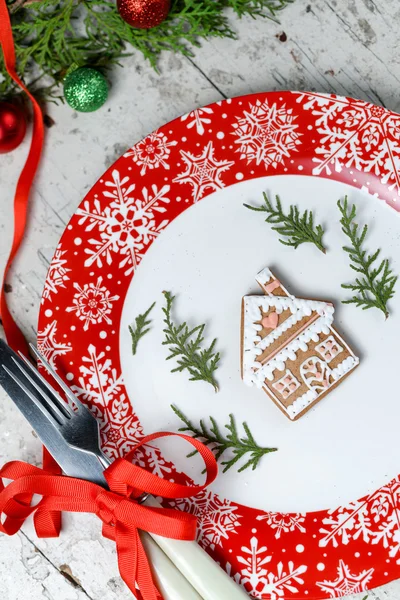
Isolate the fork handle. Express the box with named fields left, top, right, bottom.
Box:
left=97, top=453, right=111, bottom=470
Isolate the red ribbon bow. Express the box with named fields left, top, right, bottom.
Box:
left=0, top=431, right=218, bottom=600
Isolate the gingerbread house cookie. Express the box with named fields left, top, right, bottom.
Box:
left=241, top=267, right=359, bottom=421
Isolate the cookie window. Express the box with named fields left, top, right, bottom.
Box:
left=272, top=369, right=300, bottom=399
left=315, top=336, right=343, bottom=363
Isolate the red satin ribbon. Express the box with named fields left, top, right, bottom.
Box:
left=0, top=431, right=218, bottom=600
left=0, top=0, right=44, bottom=357
left=0, top=0, right=63, bottom=536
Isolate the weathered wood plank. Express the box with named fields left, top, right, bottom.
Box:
left=1, top=1, right=400, bottom=596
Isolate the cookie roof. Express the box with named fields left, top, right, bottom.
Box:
left=242, top=274, right=335, bottom=388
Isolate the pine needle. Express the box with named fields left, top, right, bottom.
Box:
left=162, top=291, right=220, bottom=392
left=338, top=197, right=397, bottom=319
left=128, top=301, right=156, bottom=355
left=1, top=0, right=294, bottom=101
left=244, top=193, right=326, bottom=253
left=171, top=405, right=277, bottom=473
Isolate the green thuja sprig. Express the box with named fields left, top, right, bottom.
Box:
left=338, top=197, right=397, bottom=318
left=244, top=193, right=326, bottom=253
left=1, top=0, right=294, bottom=101
left=129, top=302, right=156, bottom=355
left=171, top=405, right=277, bottom=473
left=162, top=292, right=220, bottom=392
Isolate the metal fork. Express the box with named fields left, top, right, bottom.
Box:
left=0, top=341, right=205, bottom=600
left=5, top=344, right=110, bottom=471
left=1, top=341, right=250, bottom=600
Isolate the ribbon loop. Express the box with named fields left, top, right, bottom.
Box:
left=0, top=431, right=218, bottom=600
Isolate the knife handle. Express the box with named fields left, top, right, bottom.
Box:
left=144, top=497, right=249, bottom=600
left=139, top=532, right=203, bottom=600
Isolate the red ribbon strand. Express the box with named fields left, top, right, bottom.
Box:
left=0, top=0, right=44, bottom=357
left=0, top=0, right=63, bottom=535
left=0, top=432, right=218, bottom=600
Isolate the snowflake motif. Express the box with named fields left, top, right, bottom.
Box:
left=169, top=490, right=241, bottom=550
left=232, top=99, right=301, bottom=169
left=133, top=445, right=173, bottom=479
left=316, top=560, right=374, bottom=597
left=71, top=344, right=143, bottom=458
left=124, top=131, right=177, bottom=176
left=42, top=244, right=71, bottom=303
left=296, top=92, right=400, bottom=194
left=237, top=536, right=307, bottom=599
left=37, top=320, right=72, bottom=369
left=173, top=142, right=234, bottom=202
left=256, top=512, right=306, bottom=539
left=319, top=477, right=400, bottom=557
left=66, top=277, right=120, bottom=331
left=76, top=170, right=170, bottom=275
left=181, top=107, right=214, bottom=135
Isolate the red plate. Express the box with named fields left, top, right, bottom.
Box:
left=39, top=92, right=400, bottom=599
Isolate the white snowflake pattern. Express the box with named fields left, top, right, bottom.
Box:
left=256, top=512, right=306, bottom=539
left=319, top=477, right=400, bottom=557
left=66, top=277, right=120, bottom=331
left=232, top=99, right=301, bottom=169
left=173, top=142, right=234, bottom=202
left=181, top=107, right=214, bottom=135
left=124, top=131, right=177, bottom=176
left=169, top=490, right=241, bottom=550
left=296, top=91, right=400, bottom=194
left=42, top=244, right=71, bottom=303
left=76, top=170, right=170, bottom=275
left=71, top=344, right=143, bottom=458
left=316, top=560, right=373, bottom=597
left=237, top=536, right=307, bottom=599
left=133, top=445, right=173, bottom=479
left=37, top=320, right=72, bottom=369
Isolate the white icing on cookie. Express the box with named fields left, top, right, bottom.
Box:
left=286, top=389, right=318, bottom=420
left=331, top=356, right=359, bottom=380
left=242, top=267, right=360, bottom=421
left=243, top=297, right=334, bottom=387
left=255, top=267, right=274, bottom=286
left=283, top=356, right=359, bottom=420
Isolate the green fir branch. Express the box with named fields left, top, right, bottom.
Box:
left=338, top=197, right=397, bottom=318
left=162, top=291, right=220, bottom=392
left=244, top=193, right=326, bottom=253
left=171, top=405, right=277, bottom=473
left=228, top=0, right=294, bottom=18
left=128, top=302, right=156, bottom=355
left=1, top=0, right=294, bottom=101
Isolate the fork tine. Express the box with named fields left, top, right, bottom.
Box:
left=2, top=364, right=61, bottom=430
left=16, top=353, right=74, bottom=420
left=30, top=344, right=86, bottom=413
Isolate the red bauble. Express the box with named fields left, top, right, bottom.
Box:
left=117, top=0, right=170, bottom=29
left=0, top=102, right=27, bottom=154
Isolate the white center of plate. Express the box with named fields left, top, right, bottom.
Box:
left=120, top=175, right=400, bottom=513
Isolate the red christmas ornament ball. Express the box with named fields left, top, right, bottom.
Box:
left=117, top=0, right=170, bottom=29
left=0, top=102, right=27, bottom=154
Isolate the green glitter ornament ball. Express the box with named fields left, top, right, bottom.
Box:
left=63, top=68, right=108, bottom=113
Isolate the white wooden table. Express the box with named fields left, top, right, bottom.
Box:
left=1, top=1, right=399, bottom=598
